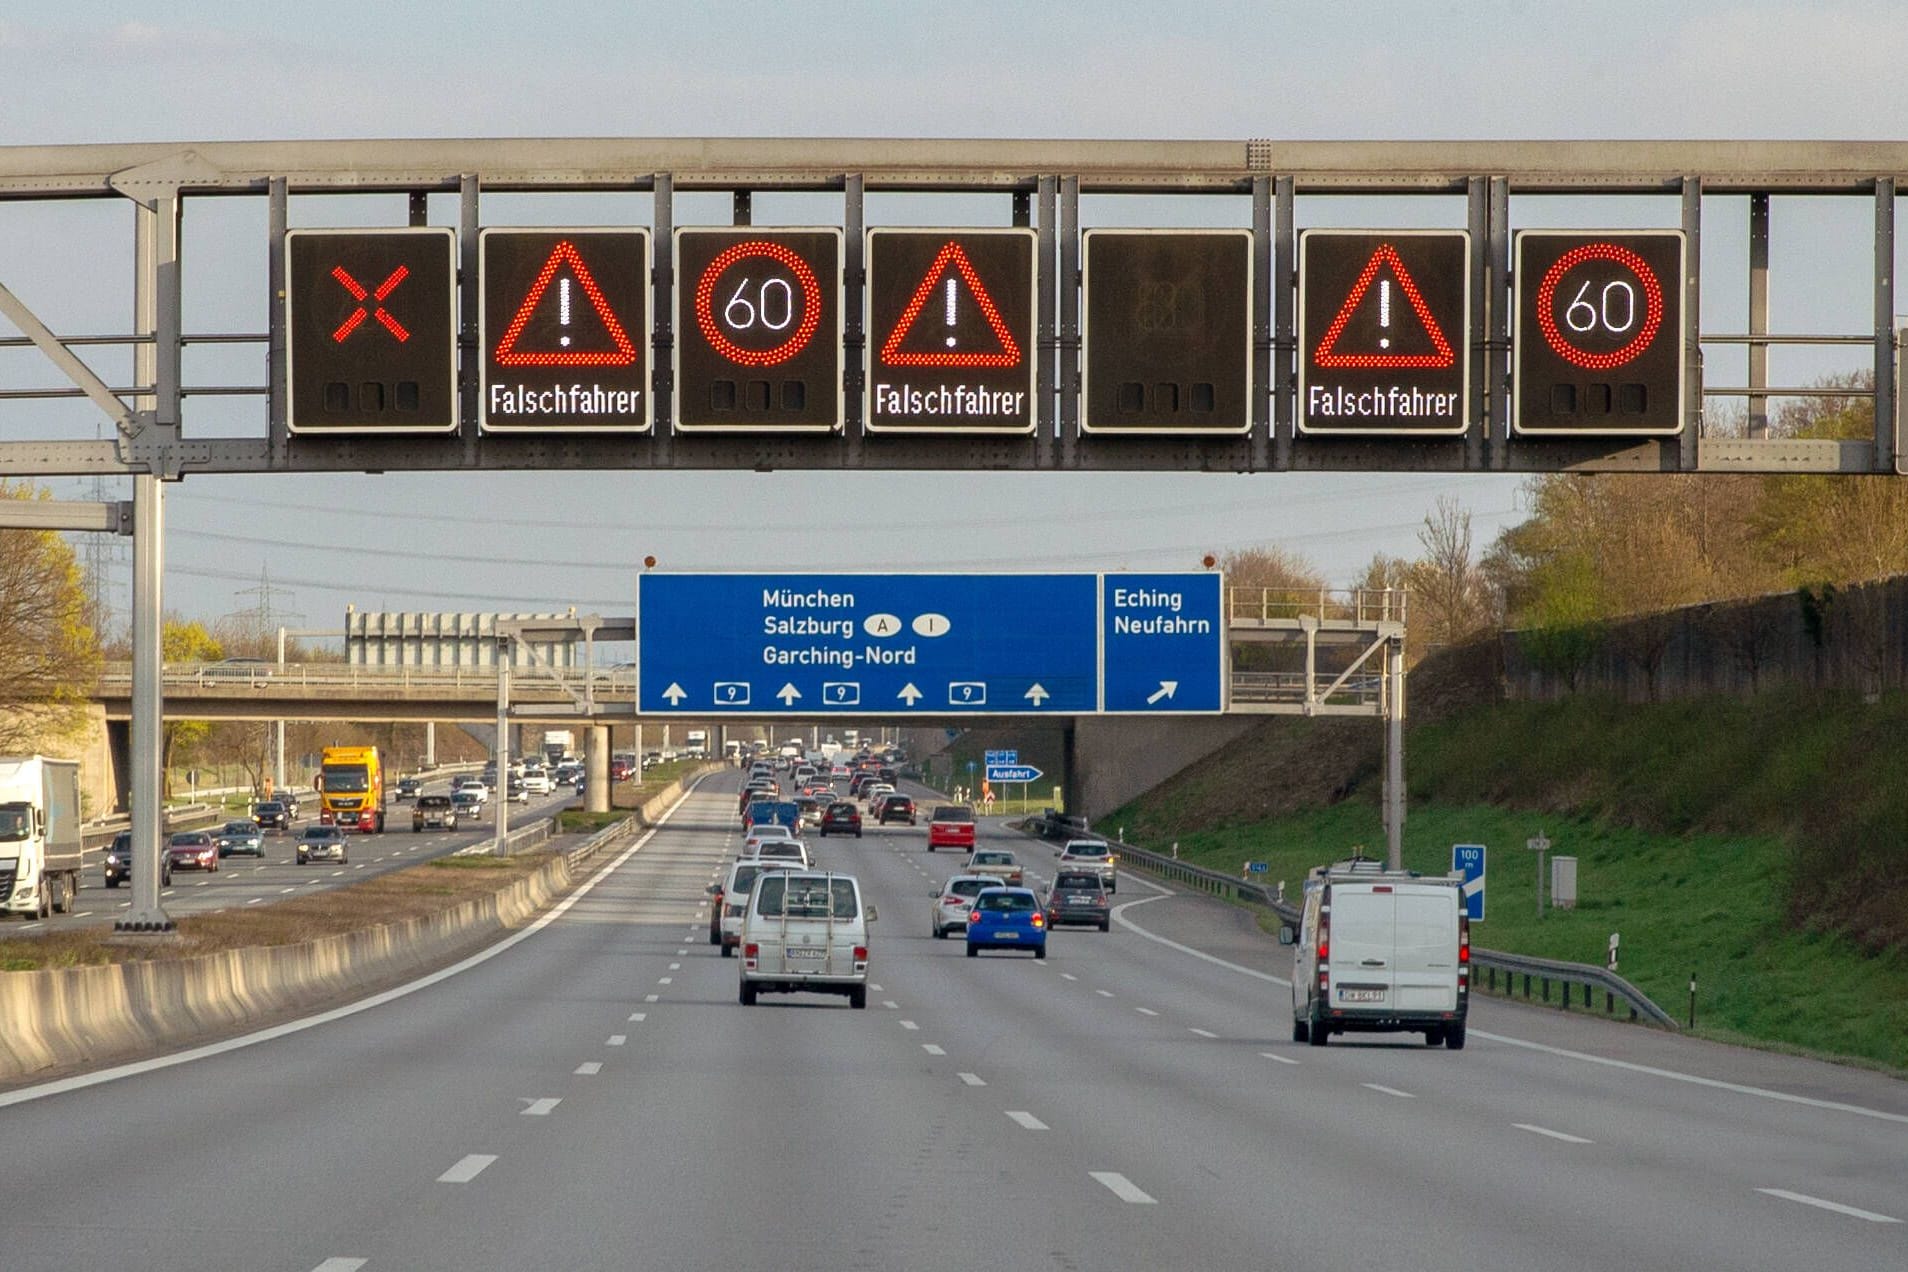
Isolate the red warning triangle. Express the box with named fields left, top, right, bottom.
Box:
left=494, top=240, right=638, bottom=368
left=1313, top=243, right=1455, bottom=369
left=880, top=241, right=1020, bottom=368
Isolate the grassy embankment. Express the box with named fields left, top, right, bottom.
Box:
left=1108, top=687, right=1908, bottom=1071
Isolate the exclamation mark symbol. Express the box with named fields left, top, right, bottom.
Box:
left=944, top=277, right=958, bottom=348
left=1378, top=279, right=1391, bottom=349
left=559, top=277, right=572, bottom=347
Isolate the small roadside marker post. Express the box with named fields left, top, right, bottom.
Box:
left=1527, top=832, right=1551, bottom=920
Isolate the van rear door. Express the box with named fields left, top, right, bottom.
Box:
left=1327, top=887, right=1396, bottom=1009
left=1391, top=887, right=1460, bottom=1012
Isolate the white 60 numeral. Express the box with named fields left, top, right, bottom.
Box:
left=1564, top=278, right=1636, bottom=335
left=723, top=276, right=796, bottom=331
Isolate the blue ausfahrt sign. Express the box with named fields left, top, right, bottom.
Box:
left=985, top=764, right=1043, bottom=783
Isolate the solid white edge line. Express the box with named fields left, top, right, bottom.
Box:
left=0, top=774, right=715, bottom=1110
left=1513, top=1122, right=1592, bottom=1144
left=1756, top=1188, right=1900, bottom=1224
left=1089, top=1170, right=1157, bottom=1204
left=1111, top=864, right=1908, bottom=1128
left=437, top=1153, right=498, bottom=1183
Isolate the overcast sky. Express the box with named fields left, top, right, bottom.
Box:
left=1, top=2, right=1900, bottom=636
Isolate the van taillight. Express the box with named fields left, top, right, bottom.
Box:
left=853, top=946, right=868, bottom=961
left=744, top=943, right=758, bottom=960
left=1316, top=909, right=1330, bottom=963
left=1458, top=915, right=1470, bottom=964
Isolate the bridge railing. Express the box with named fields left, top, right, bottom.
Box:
left=96, top=661, right=640, bottom=696
left=1226, top=587, right=1407, bottom=626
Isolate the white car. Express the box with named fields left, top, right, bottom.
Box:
left=1057, top=839, right=1119, bottom=892
left=711, top=858, right=802, bottom=955
left=521, top=769, right=553, bottom=795
left=1284, top=860, right=1469, bottom=1049
left=746, top=838, right=813, bottom=869
left=930, top=873, right=1005, bottom=939
left=742, top=824, right=796, bottom=856
left=739, top=871, right=875, bottom=1008
left=862, top=782, right=895, bottom=808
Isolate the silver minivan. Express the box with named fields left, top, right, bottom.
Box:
left=1283, top=861, right=1470, bottom=1049
left=739, top=871, right=875, bottom=1008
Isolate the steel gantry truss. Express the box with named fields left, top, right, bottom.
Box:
left=2, top=136, right=1906, bottom=927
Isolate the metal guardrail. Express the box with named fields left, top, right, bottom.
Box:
left=1026, top=812, right=1677, bottom=1029
left=565, top=817, right=640, bottom=870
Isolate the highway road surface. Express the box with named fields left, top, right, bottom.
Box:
left=7, top=778, right=577, bottom=936
left=0, top=770, right=1901, bottom=1271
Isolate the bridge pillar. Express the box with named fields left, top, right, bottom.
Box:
left=425, top=721, right=436, bottom=768
left=586, top=724, right=610, bottom=813
left=1061, top=723, right=1079, bottom=819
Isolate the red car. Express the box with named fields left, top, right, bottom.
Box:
left=819, top=801, right=862, bottom=838
left=927, top=805, right=976, bottom=852
left=166, top=830, right=220, bottom=873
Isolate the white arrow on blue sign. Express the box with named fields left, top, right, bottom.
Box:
left=1452, top=843, right=1486, bottom=920
left=986, top=764, right=1043, bottom=783
left=984, top=749, right=1019, bottom=766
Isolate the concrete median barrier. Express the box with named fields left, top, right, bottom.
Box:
left=0, top=851, right=573, bottom=1084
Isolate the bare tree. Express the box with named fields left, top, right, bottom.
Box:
left=1410, top=497, right=1492, bottom=649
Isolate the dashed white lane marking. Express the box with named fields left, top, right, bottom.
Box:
left=1188, top=1027, right=1217, bottom=1039
left=676, top=949, right=687, bottom=956
left=870, top=983, right=884, bottom=992
left=1133, top=1007, right=1159, bottom=1016
left=1005, top=1110, right=1048, bottom=1130
left=331, top=870, right=345, bottom=877
left=1362, top=1083, right=1415, bottom=1099
left=958, top=1072, right=986, bottom=1086
left=1258, top=1052, right=1300, bottom=1066
left=310, top=1260, right=368, bottom=1272
left=521, top=1098, right=561, bottom=1116
left=1059, top=973, right=1078, bottom=981
left=279, top=887, right=297, bottom=894
left=161, top=889, right=175, bottom=896
left=437, top=1154, right=498, bottom=1183
left=1514, top=1123, right=1592, bottom=1145
left=354, top=863, right=366, bottom=869
left=922, top=1044, right=946, bottom=1056
left=1755, top=1189, right=1899, bottom=1224
left=882, top=1000, right=899, bottom=1010
left=246, top=897, right=264, bottom=905
left=669, top=962, right=681, bottom=970
left=644, top=994, right=660, bottom=1003
left=607, top=1035, right=627, bottom=1046
left=574, top=1061, right=603, bottom=1076
left=628, top=1012, right=647, bottom=1022
left=196, top=881, right=210, bottom=887
left=657, top=977, right=673, bottom=985
left=1095, top=989, right=1115, bottom=998
left=1090, top=1171, right=1156, bottom=1204
left=899, top=1020, right=919, bottom=1031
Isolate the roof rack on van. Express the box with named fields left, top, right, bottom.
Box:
left=1307, top=857, right=1454, bottom=884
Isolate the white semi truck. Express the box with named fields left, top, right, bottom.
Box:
left=0, top=755, right=85, bottom=919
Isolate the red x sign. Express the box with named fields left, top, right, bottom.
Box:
left=330, top=264, right=412, bottom=343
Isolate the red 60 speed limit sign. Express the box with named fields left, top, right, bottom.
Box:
left=675, top=227, right=842, bottom=431
left=1513, top=230, right=1686, bottom=437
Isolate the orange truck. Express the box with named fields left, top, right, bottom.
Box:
left=316, top=745, right=386, bottom=833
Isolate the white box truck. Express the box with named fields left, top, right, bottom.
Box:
left=1283, top=858, right=1470, bottom=1049
left=0, top=755, right=85, bottom=919
left=685, top=729, right=709, bottom=759
left=541, top=730, right=574, bottom=766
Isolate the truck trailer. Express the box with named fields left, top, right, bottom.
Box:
left=0, top=755, right=85, bottom=919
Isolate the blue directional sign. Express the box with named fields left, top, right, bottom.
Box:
left=1101, top=573, right=1226, bottom=712
left=986, top=764, right=1043, bottom=783
left=984, top=749, right=1018, bottom=766
left=637, top=573, right=1099, bottom=715
left=1452, top=843, right=1486, bottom=920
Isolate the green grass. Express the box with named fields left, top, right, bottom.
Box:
left=558, top=810, right=628, bottom=833
left=428, top=856, right=517, bottom=870
left=1130, top=802, right=1908, bottom=1070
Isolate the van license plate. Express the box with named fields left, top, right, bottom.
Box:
left=787, top=947, right=823, bottom=960
left=1339, top=988, right=1384, bottom=1003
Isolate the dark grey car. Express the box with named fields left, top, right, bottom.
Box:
left=1043, top=871, right=1111, bottom=931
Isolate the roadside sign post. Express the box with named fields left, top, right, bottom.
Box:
left=1528, top=833, right=1552, bottom=919
left=1608, top=932, right=1620, bottom=973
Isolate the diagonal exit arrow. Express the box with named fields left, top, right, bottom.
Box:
left=1145, top=680, right=1178, bottom=705
left=776, top=683, right=801, bottom=706
left=898, top=683, right=923, bottom=706
left=662, top=683, right=687, bottom=706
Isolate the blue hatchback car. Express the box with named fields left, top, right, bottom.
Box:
left=965, top=887, right=1047, bottom=959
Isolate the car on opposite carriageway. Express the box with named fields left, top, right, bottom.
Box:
left=216, top=819, right=265, bottom=858
left=296, top=825, right=349, bottom=865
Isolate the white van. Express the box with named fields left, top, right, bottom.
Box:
left=1282, top=860, right=1470, bottom=1049
left=739, top=871, right=875, bottom=1008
